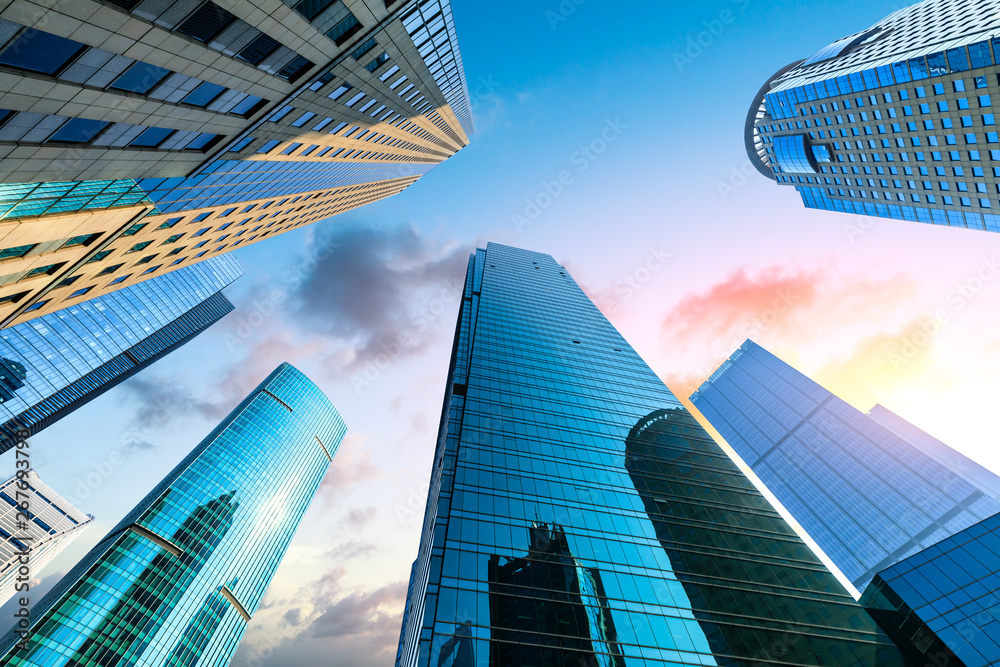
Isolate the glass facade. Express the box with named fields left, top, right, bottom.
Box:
left=868, top=404, right=1000, bottom=504
left=0, top=255, right=243, bottom=450
left=0, top=470, right=93, bottom=606
left=862, top=511, right=1000, bottom=667
left=0, top=180, right=153, bottom=221
left=691, top=340, right=1000, bottom=592
left=396, top=243, right=906, bottom=667
left=0, top=363, right=347, bottom=666
left=137, top=159, right=436, bottom=214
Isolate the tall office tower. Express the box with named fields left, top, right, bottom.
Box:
left=862, top=511, right=1000, bottom=667
left=395, top=243, right=907, bottom=667
left=0, top=469, right=93, bottom=606
left=0, top=254, right=242, bottom=451
left=868, top=403, right=1000, bottom=502
left=0, top=362, right=346, bottom=666
left=0, top=0, right=472, bottom=325
left=746, top=0, right=1000, bottom=233
left=691, top=339, right=1000, bottom=593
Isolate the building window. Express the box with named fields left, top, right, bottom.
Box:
left=185, top=133, right=221, bottom=152
left=351, top=37, right=378, bottom=61
left=60, top=234, right=100, bottom=249
left=182, top=81, right=226, bottom=107
left=110, top=62, right=171, bottom=94
left=121, top=223, right=147, bottom=237
left=0, top=291, right=29, bottom=305
left=130, top=127, right=175, bottom=148
left=158, top=217, right=183, bottom=229
left=366, top=53, right=389, bottom=73
left=134, top=255, right=157, bottom=265
left=23, top=300, right=48, bottom=312
left=268, top=105, right=294, bottom=122
left=278, top=55, right=312, bottom=82
left=141, top=265, right=162, bottom=275
left=161, top=234, right=184, bottom=245
left=0, top=29, right=86, bottom=75
left=238, top=34, right=281, bottom=66
left=230, top=95, right=265, bottom=117
left=292, top=0, right=337, bottom=21
left=291, top=112, right=317, bottom=128
left=176, top=2, right=236, bottom=43
left=86, top=250, right=114, bottom=263
left=0, top=244, right=36, bottom=261
left=98, top=263, right=125, bottom=276
left=326, top=14, right=362, bottom=46
left=109, top=275, right=131, bottom=285
left=68, top=286, right=93, bottom=299
left=257, top=139, right=281, bottom=154
left=327, top=85, right=352, bottom=101
left=47, top=118, right=110, bottom=144
left=125, top=241, right=153, bottom=254
left=19, top=263, right=64, bottom=280
left=57, top=275, right=81, bottom=287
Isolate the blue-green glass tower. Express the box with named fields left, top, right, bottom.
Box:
left=0, top=363, right=346, bottom=666
left=395, top=243, right=908, bottom=667
left=0, top=254, right=243, bottom=451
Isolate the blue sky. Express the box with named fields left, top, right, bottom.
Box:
left=10, top=1, right=1000, bottom=665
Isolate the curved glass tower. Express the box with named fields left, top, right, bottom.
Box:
left=395, top=243, right=907, bottom=667
left=746, top=0, right=1000, bottom=233
left=0, top=362, right=346, bottom=666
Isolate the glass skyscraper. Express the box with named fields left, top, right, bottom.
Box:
left=862, top=511, right=1000, bottom=667
left=0, top=362, right=346, bottom=666
left=395, top=243, right=907, bottom=667
left=868, top=403, right=1000, bottom=503
left=0, top=469, right=93, bottom=607
left=0, top=254, right=242, bottom=451
left=746, top=0, right=1000, bottom=233
left=691, top=339, right=1000, bottom=592
left=0, top=0, right=471, bottom=325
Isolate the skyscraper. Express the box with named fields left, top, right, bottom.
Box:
left=861, top=510, right=1000, bottom=667
left=868, top=403, right=1000, bottom=502
left=395, top=243, right=906, bottom=667
left=0, top=469, right=93, bottom=607
left=0, top=362, right=346, bottom=666
left=0, top=254, right=242, bottom=452
left=746, top=0, right=1000, bottom=233
left=0, top=0, right=471, bottom=324
left=691, top=339, right=1000, bottom=592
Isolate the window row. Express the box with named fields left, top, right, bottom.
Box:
left=0, top=20, right=265, bottom=117
left=0, top=110, right=220, bottom=151
left=767, top=36, right=1000, bottom=120
left=104, top=0, right=313, bottom=82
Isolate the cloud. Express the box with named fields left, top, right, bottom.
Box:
left=657, top=262, right=919, bottom=400
left=282, top=608, right=302, bottom=627
left=308, top=582, right=407, bottom=639
left=116, top=375, right=224, bottom=450
left=663, top=264, right=823, bottom=347
left=289, top=223, right=470, bottom=370
left=317, top=432, right=382, bottom=504
left=325, top=540, right=377, bottom=561
left=338, top=507, right=377, bottom=530
left=813, top=317, right=954, bottom=410
left=0, top=571, right=64, bottom=634
left=232, top=578, right=406, bottom=667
